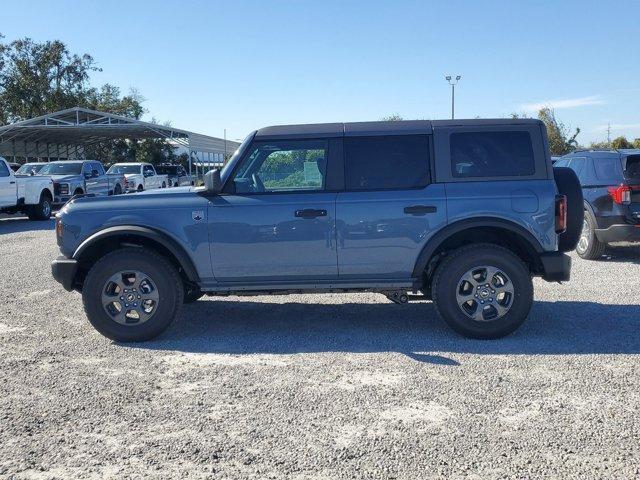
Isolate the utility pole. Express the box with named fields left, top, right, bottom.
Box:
left=606, top=122, right=611, bottom=146
left=224, top=128, right=227, bottom=159
left=445, top=75, right=462, bottom=119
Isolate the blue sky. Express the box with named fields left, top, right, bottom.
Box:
left=2, top=0, right=639, bottom=144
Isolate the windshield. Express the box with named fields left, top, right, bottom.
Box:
left=16, top=163, right=45, bottom=175
left=107, top=164, right=141, bottom=174
left=39, top=162, right=83, bottom=175
left=156, top=166, right=178, bottom=175
left=221, top=132, right=255, bottom=182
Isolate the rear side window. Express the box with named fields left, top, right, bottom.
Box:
left=593, top=157, right=623, bottom=183
left=624, top=155, right=640, bottom=181
left=568, top=157, right=586, bottom=179
left=450, top=131, right=535, bottom=178
left=345, top=135, right=429, bottom=190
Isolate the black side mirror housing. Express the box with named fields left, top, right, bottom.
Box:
left=204, top=169, right=223, bottom=193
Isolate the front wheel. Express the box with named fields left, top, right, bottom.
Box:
left=27, top=192, right=52, bottom=220
left=432, top=244, right=533, bottom=339
left=113, top=184, right=122, bottom=195
left=576, top=210, right=606, bottom=260
left=82, top=248, right=183, bottom=342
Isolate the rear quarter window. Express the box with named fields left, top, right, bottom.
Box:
left=450, top=131, right=535, bottom=178
left=593, top=157, right=623, bottom=183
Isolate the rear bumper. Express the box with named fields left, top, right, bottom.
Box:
left=51, top=256, right=78, bottom=291
left=595, top=224, right=640, bottom=243
left=539, top=252, right=571, bottom=282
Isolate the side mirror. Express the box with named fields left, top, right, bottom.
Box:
left=204, top=168, right=223, bottom=193
left=92, top=169, right=99, bottom=178
left=84, top=172, right=92, bottom=179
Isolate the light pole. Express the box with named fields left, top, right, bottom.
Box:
left=445, top=75, right=461, bottom=119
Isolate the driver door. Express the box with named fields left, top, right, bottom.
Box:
left=208, top=138, right=339, bottom=282
left=0, top=160, right=15, bottom=207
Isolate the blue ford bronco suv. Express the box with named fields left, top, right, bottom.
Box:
left=52, top=119, right=582, bottom=341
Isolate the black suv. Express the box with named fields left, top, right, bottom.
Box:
left=555, top=149, right=640, bottom=259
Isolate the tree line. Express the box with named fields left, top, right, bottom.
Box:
left=0, top=34, right=179, bottom=165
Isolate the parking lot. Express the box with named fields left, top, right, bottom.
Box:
left=1, top=215, right=638, bottom=479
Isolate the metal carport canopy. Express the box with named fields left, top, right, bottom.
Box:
left=0, top=107, right=240, bottom=167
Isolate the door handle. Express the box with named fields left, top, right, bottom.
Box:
left=404, top=205, right=437, bottom=216
left=295, top=209, right=327, bottom=219
left=9, top=181, right=16, bottom=184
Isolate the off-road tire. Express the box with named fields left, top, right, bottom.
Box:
left=27, top=191, right=52, bottom=220
left=576, top=209, right=606, bottom=260
left=432, top=243, right=533, bottom=339
left=553, top=167, right=584, bottom=252
left=82, top=247, right=183, bottom=342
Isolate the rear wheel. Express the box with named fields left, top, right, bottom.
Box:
left=432, top=244, right=533, bottom=339
left=161, top=181, right=166, bottom=188
left=137, top=185, right=144, bottom=192
left=576, top=209, right=606, bottom=260
left=82, top=248, right=183, bottom=342
left=113, top=184, right=122, bottom=195
left=27, top=191, right=52, bottom=220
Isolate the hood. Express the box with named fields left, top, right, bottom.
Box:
left=48, top=174, right=81, bottom=182
left=135, top=186, right=195, bottom=195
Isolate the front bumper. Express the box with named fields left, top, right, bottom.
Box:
left=51, top=256, right=78, bottom=291
left=539, top=252, right=571, bottom=282
left=595, top=224, right=640, bottom=243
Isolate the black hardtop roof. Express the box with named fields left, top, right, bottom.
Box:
left=255, top=118, right=543, bottom=138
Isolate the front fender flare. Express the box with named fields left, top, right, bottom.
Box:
left=73, top=225, right=200, bottom=283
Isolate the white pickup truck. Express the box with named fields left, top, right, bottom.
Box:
left=106, top=162, right=168, bottom=192
left=0, top=157, right=55, bottom=220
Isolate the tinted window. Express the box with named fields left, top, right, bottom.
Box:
left=39, top=162, right=83, bottom=175
left=0, top=161, right=10, bottom=177
left=450, top=131, right=535, bottom=178
left=593, top=157, right=623, bottom=183
left=568, top=157, right=586, bottom=178
left=345, top=135, right=429, bottom=190
left=233, top=139, right=327, bottom=193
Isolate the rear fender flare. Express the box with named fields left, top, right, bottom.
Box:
left=412, top=217, right=544, bottom=277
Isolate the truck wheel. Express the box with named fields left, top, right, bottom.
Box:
left=82, top=247, right=183, bottom=342
left=27, top=191, right=52, bottom=220
left=432, top=244, right=533, bottom=339
left=161, top=181, right=166, bottom=188
left=137, top=185, right=144, bottom=192
left=113, top=184, right=122, bottom=195
left=576, top=209, right=606, bottom=260
left=184, top=284, right=205, bottom=303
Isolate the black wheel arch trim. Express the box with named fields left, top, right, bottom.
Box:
left=412, top=217, right=545, bottom=277
left=73, top=225, right=200, bottom=283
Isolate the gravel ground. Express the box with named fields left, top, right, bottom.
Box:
left=1, top=214, right=639, bottom=479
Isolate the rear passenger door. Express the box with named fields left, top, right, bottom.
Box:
left=336, top=131, right=447, bottom=279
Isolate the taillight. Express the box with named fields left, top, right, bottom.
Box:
left=555, top=194, right=567, bottom=234
left=607, top=185, right=632, bottom=205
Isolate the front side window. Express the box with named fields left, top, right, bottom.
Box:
left=451, top=131, right=535, bottom=178
left=345, top=135, right=429, bottom=190
left=0, top=161, right=10, bottom=177
left=232, top=140, right=327, bottom=193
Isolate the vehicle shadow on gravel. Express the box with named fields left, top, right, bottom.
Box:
left=0, top=216, right=55, bottom=234
left=599, top=245, right=640, bottom=265
left=135, top=299, right=640, bottom=363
